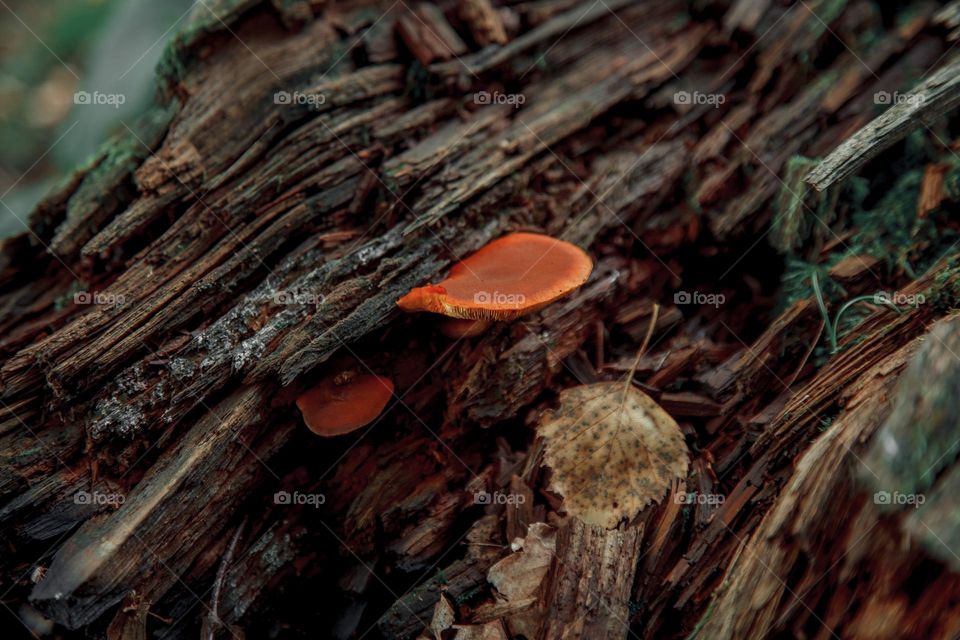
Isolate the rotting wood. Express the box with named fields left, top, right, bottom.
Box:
left=3, top=1, right=960, bottom=638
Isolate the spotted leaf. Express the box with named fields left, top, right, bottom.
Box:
left=538, top=382, right=689, bottom=528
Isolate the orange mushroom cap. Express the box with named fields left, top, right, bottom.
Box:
left=296, top=374, right=393, bottom=436
left=396, top=233, right=593, bottom=320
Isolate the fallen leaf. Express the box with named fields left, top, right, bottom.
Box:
left=428, top=594, right=456, bottom=639
left=538, top=382, right=689, bottom=528
left=483, top=523, right=556, bottom=638
left=488, top=523, right=555, bottom=601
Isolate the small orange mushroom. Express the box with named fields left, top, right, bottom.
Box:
left=296, top=374, right=393, bottom=436
left=397, top=233, right=593, bottom=321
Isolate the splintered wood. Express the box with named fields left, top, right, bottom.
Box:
left=1, top=0, right=960, bottom=638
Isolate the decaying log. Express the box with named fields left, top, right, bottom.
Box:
left=397, top=3, right=468, bottom=66
left=701, top=315, right=960, bottom=639
left=4, top=0, right=960, bottom=638
left=537, top=519, right=643, bottom=639
left=31, top=385, right=287, bottom=628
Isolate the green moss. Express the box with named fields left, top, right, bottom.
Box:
left=54, top=281, right=85, bottom=311
left=97, top=99, right=176, bottom=172
left=55, top=98, right=178, bottom=233
left=927, top=260, right=960, bottom=312
left=775, top=129, right=960, bottom=347
left=453, top=584, right=486, bottom=605
left=853, top=179, right=924, bottom=275
left=778, top=258, right=844, bottom=311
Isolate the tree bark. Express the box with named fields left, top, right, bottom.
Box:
left=3, top=0, right=960, bottom=638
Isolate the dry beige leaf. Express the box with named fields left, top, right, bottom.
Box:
left=428, top=594, right=456, bottom=639
left=488, top=523, right=555, bottom=600
left=483, top=522, right=556, bottom=638
left=538, top=382, right=689, bottom=528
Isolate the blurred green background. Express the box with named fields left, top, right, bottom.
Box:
left=0, top=0, right=193, bottom=238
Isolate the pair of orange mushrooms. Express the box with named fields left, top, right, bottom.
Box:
left=296, top=233, right=593, bottom=436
